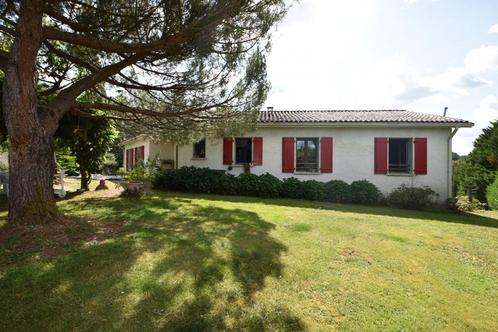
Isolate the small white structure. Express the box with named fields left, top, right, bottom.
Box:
left=121, top=109, right=473, bottom=202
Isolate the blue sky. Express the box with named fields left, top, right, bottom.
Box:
left=265, top=0, right=498, bottom=154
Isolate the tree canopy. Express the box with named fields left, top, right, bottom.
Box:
left=1, top=0, right=287, bottom=140
left=0, top=0, right=288, bottom=224
left=454, top=121, right=498, bottom=203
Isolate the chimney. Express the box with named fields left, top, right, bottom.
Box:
left=266, top=106, right=274, bottom=111
left=443, top=107, right=448, bottom=117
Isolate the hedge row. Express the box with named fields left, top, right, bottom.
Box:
left=153, top=167, right=384, bottom=205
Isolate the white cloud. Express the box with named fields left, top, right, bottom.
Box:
left=464, top=45, right=498, bottom=72
left=489, top=24, right=498, bottom=34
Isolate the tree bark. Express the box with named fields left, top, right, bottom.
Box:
left=80, top=169, right=91, bottom=191
left=3, top=0, right=58, bottom=224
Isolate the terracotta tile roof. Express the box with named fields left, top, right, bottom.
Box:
left=257, top=110, right=472, bottom=126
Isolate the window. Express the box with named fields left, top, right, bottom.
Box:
left=235, top=138, right=252, bottom=164
left=296, top=138, right=319, bottom=172
left=193, top=139, right=206, bottom=158
left=389, top=138, right=412, bottom=173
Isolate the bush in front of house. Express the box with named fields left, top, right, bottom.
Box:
left=486, top=176, right=498, bottom=210
left=387, top=185, right=438, bottom=210
left=153, top=167, right=386, bottom=206
left=236, top=172, right=281, bottom=197
left=280, top=177, right=304, bottom=199
left=152, top=166, right=235, bottom=194
left=300, top=180, right=326, bottom=201
left=255, top=173, right=283, bottom=198
left=455, top=195, right=487, bottom=212
left=324, top=180, right=352, bottom=203
left=280, top=177, right=326, bottom=201
left=350, top=180, right=383, bottom=205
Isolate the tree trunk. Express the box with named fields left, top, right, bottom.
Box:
left=7, top=131, right=58, bottom=224
left=80, top=169, right=91, bottom=191
left=2, top=0, right=58, bottom=224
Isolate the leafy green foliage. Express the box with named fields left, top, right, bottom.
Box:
left=280, top=177, right=304, bottom=199
left=468, top=121, right=498, bottom=171
left=324, top=180, right=352, bottom=203
left=124, top=156, right=160, bottom=183
left=455, top=196, right=487, bottom=212
left=454, top=121, right=498, bottom=203
left=350, top=180, right=383, bottom=205
left=54, top=141, right=78, bottom=172
left=486, top=176, right=498, bottom=210
left=56, top=111, right=117, bottom=190
left=154, top=167, right=385, bottom=206
left=453, top=157, right=495, bottom=202
left=387, top=185, right=438, bottom=210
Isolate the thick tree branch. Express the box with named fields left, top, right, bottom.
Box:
left=42, top=2, right=242, bottom=54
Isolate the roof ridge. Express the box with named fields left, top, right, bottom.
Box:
left=261, top=109, right=407, bottom=112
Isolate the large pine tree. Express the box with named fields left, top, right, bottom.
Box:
left=0, top=0, right=287, bottom=224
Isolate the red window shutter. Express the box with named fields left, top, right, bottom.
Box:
left=320, top=137, right=333, bottom=173
left=414, top=137, right=427, bottom=175
left=374, top=137, right=388, bottom=174
left=253, top=137, right=263, bottom=165
left=140, top=145, right=145, bottom=161
left=131, top=148, right=135, bottom=168
left=282, top=137, right=295, bottom=173
left=223, top=137, right=233, bottom=165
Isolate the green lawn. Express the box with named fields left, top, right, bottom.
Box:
left=0, top=184, right=497, bottom=331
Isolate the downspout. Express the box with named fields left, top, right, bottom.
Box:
left=447, top=128, right=459, bottom=199
left=175, top=144, right=178, bottom=169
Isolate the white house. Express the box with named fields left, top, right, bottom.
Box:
left=121, top=109, right=473, bottom=201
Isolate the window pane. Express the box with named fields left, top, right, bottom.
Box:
left=296, top=140, right=306, bottom=163
left=235, top=138, right=252, bottom=163
left=296, top=138, right=319, bottom=172
left=389, top=138, right=412, bottom=173
left=193, top=139, right=206, bottom=158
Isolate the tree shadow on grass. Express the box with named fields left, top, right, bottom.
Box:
left=0, top=196, right=304, bottom=331
left=176, top=192, right=498, bottom=229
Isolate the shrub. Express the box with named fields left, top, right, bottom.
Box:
left=455, top=196, right=487, bottom=212
left=254, top=173, right=282, bottom=198
left=387, top=185, right=438, bottom=210
left=324, top=180, right=352, bottom=203
left=300, top=180, right=325, bottom=201
left=152, top=167, right=234, bottom=194
left=350, top=180, right=383, bottom=205
left=486, top=176, right=498, bottom=210
left=236, top=173, right=261, bottom=196
left=281, top=177, right=304, bottom=199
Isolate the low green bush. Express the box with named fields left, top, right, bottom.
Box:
left=280, top=177, right=304, bottom=199
left=455, top=196, right=487, bottom=212
left=350, top=180, right=383, bottom=205
left=300, top=180, right=325, bottom=201
left=324, top=180, right=352, bottom=203
left=256, top=173, right=282, bottom=198
left=154, top=168, right=386, bottom=206
left=486, top=176, right=498, bottom=210
left=387, top=185, right=438, bottom=210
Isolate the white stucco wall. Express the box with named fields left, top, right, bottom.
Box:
left=122, top=137, right=175, bottom=169
left=177, top=125, right=453, bottom=201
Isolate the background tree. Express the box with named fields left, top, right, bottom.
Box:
left=56, top=111, right=117, bottom=191
left=454, top=121, right=498, bottom=203
left=0, top=0, right=287, bottom=224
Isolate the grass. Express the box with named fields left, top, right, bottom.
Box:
left=0, top=180, right=497, bottom=331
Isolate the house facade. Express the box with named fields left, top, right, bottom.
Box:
left=121, top=110, right=473, bottom=202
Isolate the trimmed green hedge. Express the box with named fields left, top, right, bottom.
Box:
left=486, top=175, right=498, bottom=210
left=387, top=184, right=437, bottom=210
left=153, top=167, right=385, bottom=205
